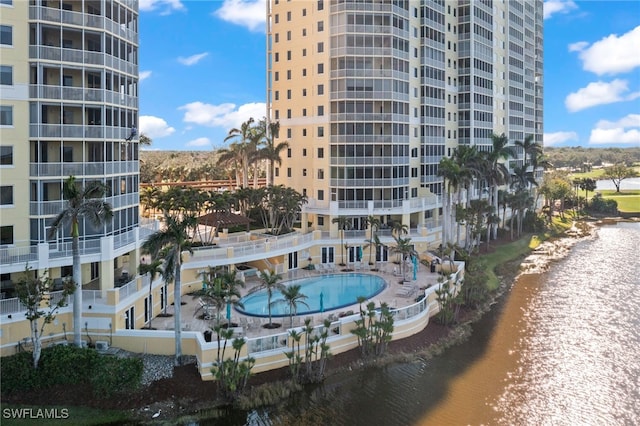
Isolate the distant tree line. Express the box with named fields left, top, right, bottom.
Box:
left=544, top=147, right=640, bottom=169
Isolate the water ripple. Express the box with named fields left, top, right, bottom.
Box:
left=493, top=223, right=640, bottom=426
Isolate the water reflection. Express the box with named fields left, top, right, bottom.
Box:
left=200, top=223, right=640, bottom=426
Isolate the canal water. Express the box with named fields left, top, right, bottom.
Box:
left=200, top=222, right=640, bottom=426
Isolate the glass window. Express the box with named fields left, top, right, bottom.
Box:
left=0, top=65, right=11, bottom=85
left=0, top=106, right=12, bottom=125
left=0, top=186, right=13, bottom=205
left=0, top=0, right=14, bottom=5
left=0, top=25, right=11, bottom=46
left=0, top=225, right=13, bottom=245
left=317, top=21, right=324, bottom=32
left=0, top=146, right=12, bottom=165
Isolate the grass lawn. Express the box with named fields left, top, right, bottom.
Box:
left=0, top=405, right=132, bottom=426
left=569, top=169, right=606, bottom=180
left=479, top=214, right=576, bottom=291
left=598, top=190, right=640, bottom=212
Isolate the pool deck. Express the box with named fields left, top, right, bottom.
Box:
left=152, top=264, right=443, bottom=338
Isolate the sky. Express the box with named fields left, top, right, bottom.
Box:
left=138, top=0, right=640, bottom=151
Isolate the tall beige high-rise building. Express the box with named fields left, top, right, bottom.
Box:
left=268, top=0, right=543, bottom=240
left=1, top=0, right=145, bottom=331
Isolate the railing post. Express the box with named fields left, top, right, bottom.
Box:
left=37, top=243, right=49, bottom=270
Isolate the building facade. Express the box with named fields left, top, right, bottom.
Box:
left=1, top=0, right=146, bottom=339
left=268, top=0, right=543, bottom=234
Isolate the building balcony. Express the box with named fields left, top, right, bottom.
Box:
left=330, top=177, right=409, bottom=187
left=30, top=161, right=138, bottom=178
left=29, top=46, right=138, bottom=77
left=303, top=195, right=441, bottom=216
left=29, top=85, right=138, bottom=108
left=330, top=156, right=409, bottom=166
left=29, top=6, right=137, bottom=42
left=0, top=222, right=158, bottom=274
left=29, top=125, right=135, bottom=140
left=29, top=192, right=138, bottom=216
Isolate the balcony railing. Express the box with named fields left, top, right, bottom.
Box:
left=0, top=290, right=71, bottom=315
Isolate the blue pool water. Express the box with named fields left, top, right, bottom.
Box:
left=237, top=273, right=387, bottom=317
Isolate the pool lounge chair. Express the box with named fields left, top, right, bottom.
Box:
left=395, top=284, right=417, bottom=298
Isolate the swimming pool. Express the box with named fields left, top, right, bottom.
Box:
left=237, top=273, right=387, bottom=317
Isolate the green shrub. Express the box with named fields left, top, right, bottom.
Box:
left=37, top=345, right=98, bottom=387
left=0, top=351, right=38, bottom=393
left=1, top=345, right=142, bottom=397
left=90, top=356, right=143, bottom=397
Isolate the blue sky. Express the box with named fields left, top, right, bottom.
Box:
left=138, top=0, right=640, bottom=151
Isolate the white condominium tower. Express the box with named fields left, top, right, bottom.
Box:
left=267, top=0, right=543, bottom=232
left=1, top=0, right=141, bottom=310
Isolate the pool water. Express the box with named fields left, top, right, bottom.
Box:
left=237, top=273, right=387, bottom=317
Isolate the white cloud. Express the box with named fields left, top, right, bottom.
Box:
left=139, top=0, right=184, bottom=14
left=179, top=101, right=266, bottom=130
left=186, top=137, right=212, bottom=148
left=214, top=0, right=266, bottom=32
left=139, top=115, right=176, bottom=138
left=544, top=0, right=578, bottom=20
left=544, top=131, right=579, bottom=146
left=573, top=26, right=640, bottom=75
left=565, top=79, right=640, bottom=112
left=177, top=52, right=209, bottom=66
left=568, top=41, right=588, bottom=52
left=139, top=70, right=152, bottom=81
left=589, top=115, right=640, bottom=145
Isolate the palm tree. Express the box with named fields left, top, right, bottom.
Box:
left=391, top=235, right=418, bottom=282
left=438, top=156, right=462, bottom=249
left=332, top=216, right=352, bottom=266
left=139, top=133, right=152, bottom=146
left=515, top=134, right=542, bottom=169
left=218, top=269, right=245, bottom=326
left=258, top=269, right=285, bottom=328
left=279, top=284, right=309, bottom=328
left=453, top=145, right=482, bottom=246
left=390, top=221, right=408, bottom=237
left=485, top=133, right=514, bottom=239
left=224, top=118, right=258, bottom=188
left=138, top=258, right=163, bottom=328
left=142, top=212, right=195, bottom=366
left=216, top=143, right=243, bottom=188
left=258, top=118, right=289, bottom=186
left=48, top=176, right=112, bottom=347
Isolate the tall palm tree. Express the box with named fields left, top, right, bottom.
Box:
left=258, top=118, right=289, bottom=186
left=48, top=176, right=112, bottom=347
left=438, top=156, right=462, bottom=249
left=224, top=118, right=258, bottom=188
left=332, top=216, right=352, bottom=266
left=138, top=258, right=163, bottom=328
left=453, top=145, right=481, bottom=246
left=279, top=284, right=309, bottom=328
left=142, top=212, right=195, bottom=366
left=515, top=134, right=542, bottom=169
left=258, top=269, right=285, bottom=328
left=485, top=133, right=514, bottom=239
left=216, top=143, right=243, bottom=188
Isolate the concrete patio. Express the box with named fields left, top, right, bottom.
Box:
left=151, top=264, right=444, bottom=339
